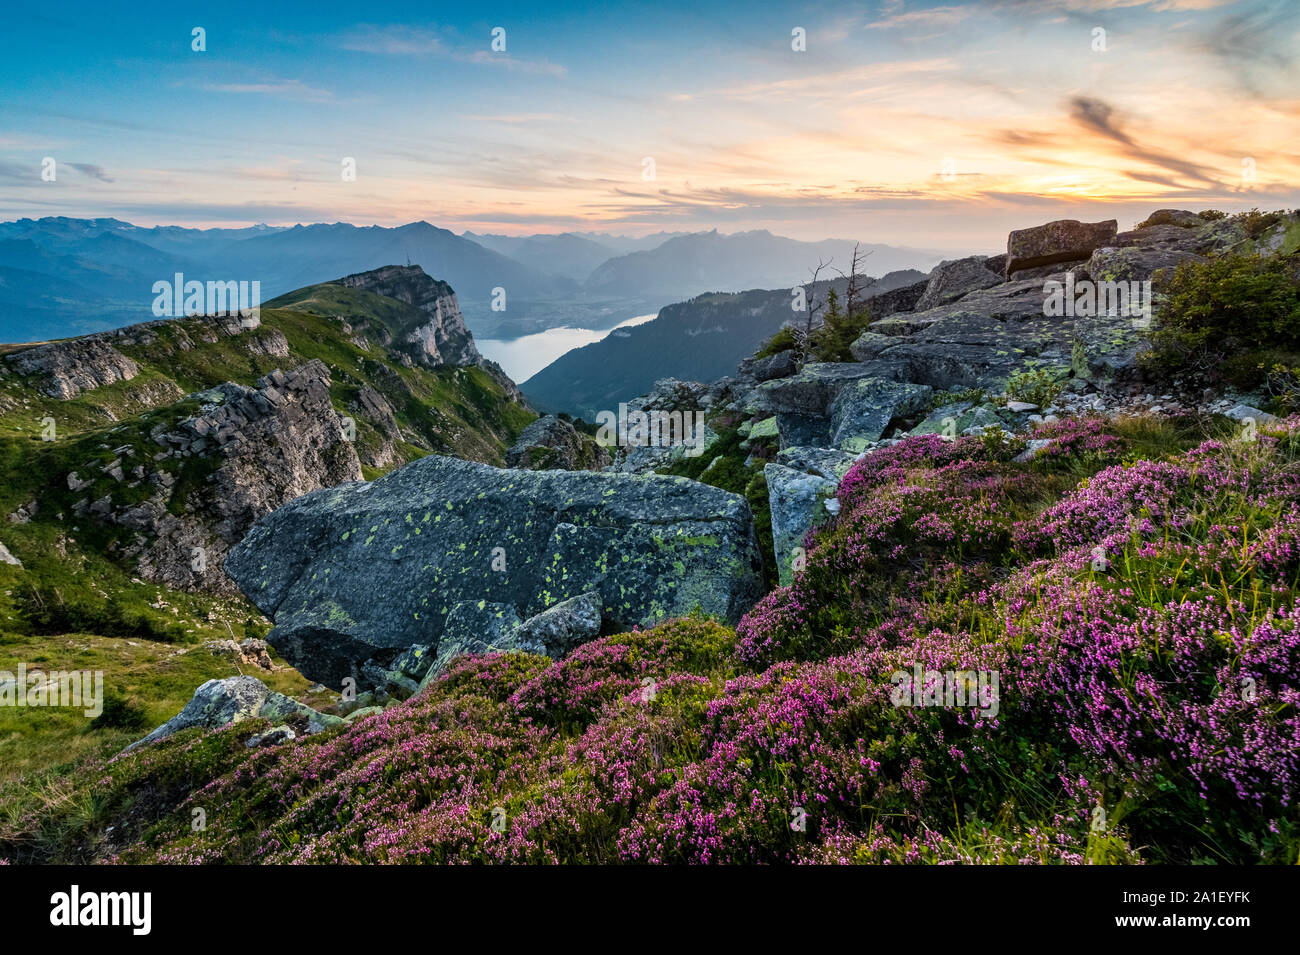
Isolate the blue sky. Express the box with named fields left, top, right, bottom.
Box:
left=2, top=0, right=1297, bottom=252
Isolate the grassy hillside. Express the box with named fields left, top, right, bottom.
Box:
left=0, top=284, right=535, bottom=788
left=3, top=412, right=1293, bottom=864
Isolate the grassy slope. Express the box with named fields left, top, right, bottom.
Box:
left=0, top=286, right=535, bottom=788
left=4, top=412, right=1292, bottom=865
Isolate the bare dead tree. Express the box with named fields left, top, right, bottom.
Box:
left=836, top=243, right=875, bottom=319
left=795, top=258, right=832, bottom=360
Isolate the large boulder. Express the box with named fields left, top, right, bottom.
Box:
left=1005, top=219, right=1117, bottom=278
left=226, top=455, right=765, bottom=688
left=1086, top=245, right=1204, bottom=285
left=744, top=363, right=896, bottom=417
left=913, top=256, right=1003, bottom=311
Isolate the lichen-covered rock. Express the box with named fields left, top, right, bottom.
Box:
left=913, top=256, right=1003, bottom=311
left=908, top=402, right=1010, bottom=437
left=123, top=676, right=342, bottom=752
left=507, top=415, right=611, bottom=471
left=1005, top=218, right=1117, bottom=277
left=511, top=590, right=603, bottom=658
left=1086, top=245, right=1203, bottom=284
left=744, top=363, right=896, bottom=417
left=765, top=464, right=837, bottom=587
left=829, top=378, right=932, bottom=451
left=747, top=349, right=799, bottom=382
left=226, top=455, right=765, bottom=688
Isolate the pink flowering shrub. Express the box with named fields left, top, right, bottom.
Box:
left=3, top=417, right=1297, bottom=865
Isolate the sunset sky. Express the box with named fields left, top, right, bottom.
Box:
left=2, top=0, right=1296, bottom=253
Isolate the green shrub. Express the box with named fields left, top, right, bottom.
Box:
left=1005, top=368, right=1063, bottom=408
left=808, top=289, right=873, bottom=362
left=1197, top=209, right=1226, bottom=221
left=1233, top=207, right=1285, bottom=239
left=90, top=691, right=150, bottom=732
left=1139, top=253, right=1300, bottom=390
left=754, top=326, right=797, bottom=360
left=15, top=584, right=186, bottom=642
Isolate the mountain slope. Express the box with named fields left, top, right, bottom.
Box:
left=462, top=231, right=619, bottom=281
left=0, top=267, right=534, bottom=597
left=523, top=270, right=926, bottom=418
left=584, top=230, right=940, bottom=302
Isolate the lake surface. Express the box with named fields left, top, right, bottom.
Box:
left=478, top=313, right=658, bottom=383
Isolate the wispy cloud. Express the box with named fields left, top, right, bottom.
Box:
left=201, top=79, right=334, bottom=103
left=333, top=23, right=565, bottom=75
left=67, top=162, right=113, bottom=183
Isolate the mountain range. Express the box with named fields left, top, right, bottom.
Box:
left=0, top=217, right=939, bottom=345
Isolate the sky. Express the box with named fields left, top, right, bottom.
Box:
left=1, top=0, right=1297, bottom=253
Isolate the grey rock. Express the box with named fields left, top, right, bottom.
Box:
left=246, top=724, right=296, bottom=748
left=749, top=349, right=799, bottom=382
left=0, top=542, right=21, bottom=567
left=508, top=415, right=612, bottom=471
left=1226, top=403, right=1280, bottom=425
left=123, top=676, right=341, bottom=753
left=511, top=590, right=603, bottom=658
left=829, top=378, right=932, bottom=451
left=914, top=256, right=1003, bottom=311
left=1006, top=218, right=1117, bottom=277
left=765, top=464, right=838, bottom=587
left=226, top=455, right=765, bottom=688
left=745, top=363, right=893, bottom=417
left=1086, top=245, right=1203, bottom=285
left=775, top=446, right=859, bottom=481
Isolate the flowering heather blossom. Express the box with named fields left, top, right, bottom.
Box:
left=8, top=419, right=1299, bottom=865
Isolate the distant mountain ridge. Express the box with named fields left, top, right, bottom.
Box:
left=0, top=216, right=942, bottom=346
left=523, top=268, right=928, bottom=419
left=583, top=230, right=941, bottom=302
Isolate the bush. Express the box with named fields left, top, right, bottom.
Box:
left=1233, top=207, right=1285, bottom=239
left=90, top=691, right=150, bottom=732
left=808, top=289, right=873, bottom=362
left=754, top=326, right=797, bottom=360
left=1005, top=368, right=1063, bottom=408
left=15, top=585, right=186, bottom=642
left=1140, top=253, right=1300, bottom=391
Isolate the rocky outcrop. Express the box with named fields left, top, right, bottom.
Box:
left=5, top=339, right=139, bottom=400
left=335, top=265, right=525, bottom=403
left=225, top=455, right=765, bottom=689
left=506, top=415, right=612, bottom=471
left=1005, top=218, right=1117, bottom=278
left=913, top=256, right=1003, bottom=311
left=84, top=360, right=362, bottom=593
left=3, top=312, right=268, bottom=401
left=123, top=676, right=342, bottom=753
left=609, top=378, right=720, bottom=474
left=337, top=265, right=480, bottom=367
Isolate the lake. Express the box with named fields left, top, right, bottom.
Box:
left=477, top=313, right=658, bottom=383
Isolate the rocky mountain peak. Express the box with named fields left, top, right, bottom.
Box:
left=335, top=264, right=481, bottom=368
